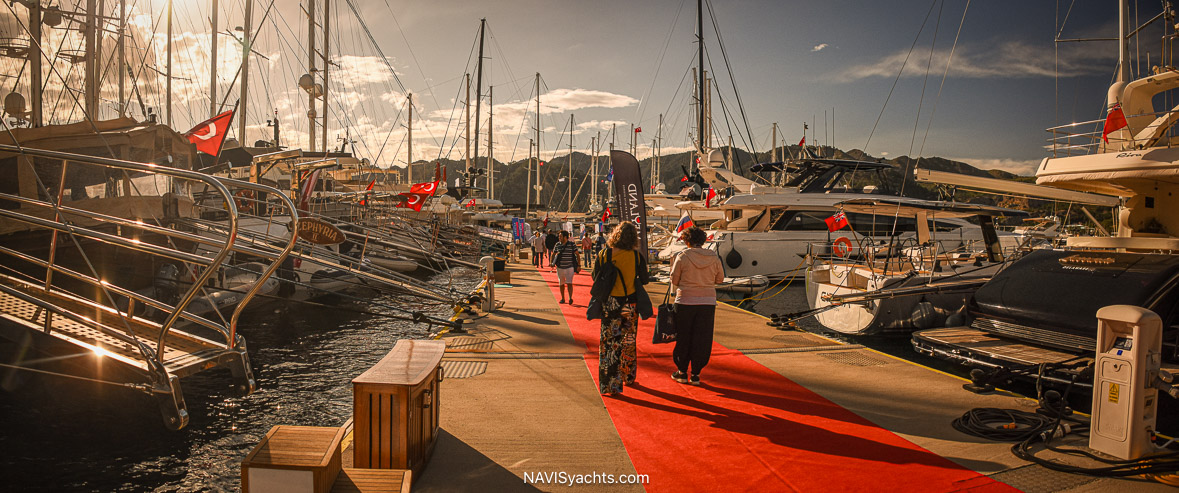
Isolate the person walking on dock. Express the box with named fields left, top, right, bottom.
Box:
left=587, top=221, right=652, bottom=395
left=544, top=229, right=559, bottom=270
left=553, top=231, right=580, bottom=304
left=580, top=232, right=594, bottom=268
left=530, top=231, right=545, bottom=268
left=669, top=226, right=724, bottom=386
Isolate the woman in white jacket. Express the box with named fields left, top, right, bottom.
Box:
left=669, top=226, right=725, bottom=386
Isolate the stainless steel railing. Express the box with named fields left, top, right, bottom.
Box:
left=0, top=144, right=239, bottom=365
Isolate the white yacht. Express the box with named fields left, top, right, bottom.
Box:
left=703, top=158, right=1021, bottom=279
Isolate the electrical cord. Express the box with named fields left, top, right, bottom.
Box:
left=951, top=407, right=1059, bottom=443
left=954, top=369, right=1179, bottom=481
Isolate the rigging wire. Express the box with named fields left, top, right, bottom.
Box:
left=860, top=0, right=940, bottom=155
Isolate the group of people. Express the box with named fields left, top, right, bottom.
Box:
left=529, top=228, right=606, bottom=304
left=581, top=221, right=723, bottom=396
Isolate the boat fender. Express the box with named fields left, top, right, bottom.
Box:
left=725, top=248, right=743, bottom=269
left=911, top=301, right=936, bottom=330
left=833, top=237, right=853, bottom=257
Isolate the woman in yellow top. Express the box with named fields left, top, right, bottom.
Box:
left=587, top=221, right=651, bottom=395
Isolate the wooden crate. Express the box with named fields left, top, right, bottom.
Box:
left=493, top=271, right=511, bottom=284
left=241, top=425, right=346, bottom=493
left=352, top=339, right=445, bottom=480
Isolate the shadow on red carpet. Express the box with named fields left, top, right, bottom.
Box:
left=534, top=264, right=1014, bottom=492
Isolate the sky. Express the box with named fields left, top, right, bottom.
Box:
left=0, top=0, right=1134, bottom=175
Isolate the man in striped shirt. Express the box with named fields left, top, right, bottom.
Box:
left=553, top=230, right=581, bottom=304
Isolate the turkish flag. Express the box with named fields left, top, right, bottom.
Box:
left=798, top=136, right=806, bottom=146
left=465, top=198, right=476, bottom=208
left=410, top=180, right=439, bottom=195
left=1103, top=104, right=1128, bottom=143
left=705, top=187, right=718, bottom=208
left=184, top=110, right=235, bottom=155
left=396, top=192, right=429, bottom=211
left=601, top=207, right=611, bottom=222
left=680, top=176, right=689, bottom=182
left=359, top=179, right=376, bottom=206
left=824, top=211, right=849, bottom=232
left=635, top=127, right=642, bottom=133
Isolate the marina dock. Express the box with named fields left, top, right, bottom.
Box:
left=413, top=259, right=1176, bottom=492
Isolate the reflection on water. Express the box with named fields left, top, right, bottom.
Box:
left=0, top=270, right=475, bottom=492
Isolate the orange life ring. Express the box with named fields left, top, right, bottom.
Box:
left=234, top=189, right=256, bottom=214
left=833, top=236, right=853, bottom=257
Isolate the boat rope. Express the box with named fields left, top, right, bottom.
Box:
left=725, top=257, right=808, bottom=303
left=0, top=362, right=152, bottom=392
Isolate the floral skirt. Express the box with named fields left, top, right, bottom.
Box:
left=599, top=295, right=638, bottom=394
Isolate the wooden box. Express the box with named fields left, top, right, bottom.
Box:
left=352, top=339, right=445, bottom=480
left=241, top=425, right=346, bottom=493
left=493, top=271, right=511, bottom=284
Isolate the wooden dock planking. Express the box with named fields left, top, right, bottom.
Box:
left=914, top=327, right=1086, bottom=366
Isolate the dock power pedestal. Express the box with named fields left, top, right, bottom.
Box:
left=479, top=256, right=495, bottom=313
left=1090, top=305, right=1162, bottom=460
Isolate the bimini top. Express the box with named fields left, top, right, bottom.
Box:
left=835, top=197, right=1030, bottom=219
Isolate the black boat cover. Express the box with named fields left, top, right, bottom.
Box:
left=972, top=249, right=1179, bottom=345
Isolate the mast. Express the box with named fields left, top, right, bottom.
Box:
left=307, top=0, right=316, bottom=152
left=590, top=135, right=597, bottom=206
left=321, top=0, right=330, bottom=152
left=771, top=122, right=777, bottom=162
left=704, top=73, right=711, bottom=150
left=28, top=1, right=42, bottom=126
left=474, top=19, right=486, bottom=172
left=487, top=85, right=494, bottom=199
left=535, top=72, right=541, bottom=213
left=1107, top=0, right=1130, bottom=117
left=568, top=114, right=573, bottom=212
left=629, top=123, right=635, bottom=155
left=526, top=138, right=532, bottom=221
left=85, top=0, right=96, bottom=118
left=210, top=0, right=218, bottom=116
left=407, top=93, right=413, bottom=183
left=166, top=0, right=172, bottom=126
left=117, top=0, right=125, bottom=117
left=239, top=0, right=253, bottom=141
left=464, top=73, right=471, bottom=172
left=656, top=113, right=663, bottom=187
left=697, top=0, right=705, bottom=153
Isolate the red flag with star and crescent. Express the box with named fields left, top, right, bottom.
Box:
left=396, top=192, right=429, bottom=212
left=184, top=110, right=235, bottom=156
left=410, top=180, right=439, bottom=196
left=601, top=207, right=611, bottom=222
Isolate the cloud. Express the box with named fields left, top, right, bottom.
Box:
left=812, top=43, right=828, bottom=52
left=951, top=157, right=1042, bottom=176
left=835, top=41, right=1113, bottom=82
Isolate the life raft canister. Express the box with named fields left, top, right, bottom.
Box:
left=833, top=237, right=853, bottom=257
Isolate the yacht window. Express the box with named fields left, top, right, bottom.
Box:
left=773, top=211, right=830, bottom=231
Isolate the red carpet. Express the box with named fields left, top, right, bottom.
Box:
left=535, top=265, right=1014, bottom=492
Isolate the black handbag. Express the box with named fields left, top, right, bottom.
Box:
left=653, top=283, right=676, bottom=344
left=586, top=250, right=617, bottom=320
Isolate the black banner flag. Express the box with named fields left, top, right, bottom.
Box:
left=610, top=150, right=649, bottom=259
